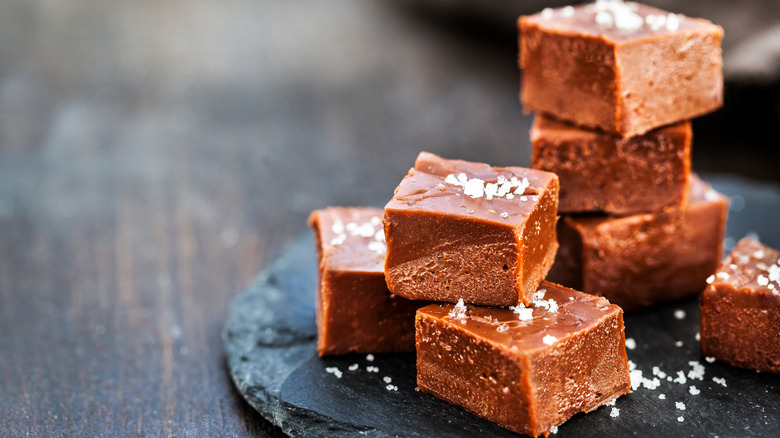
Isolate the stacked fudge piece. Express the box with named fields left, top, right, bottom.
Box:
left=311, top=152, right=632, bottom=436
left=519, top=0, right=729, bottom=311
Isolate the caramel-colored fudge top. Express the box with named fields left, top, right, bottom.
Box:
left=707, top=238, right=780, bottom=296
left=522, top=1, right=721, bottom=42
left=386, top=151, right=558, bottom=227
left=309, top=207, right=386, bottom=273
left=417, top=282, right=619, bottom=352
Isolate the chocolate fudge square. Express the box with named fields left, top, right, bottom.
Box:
left=547, top=175, right=728, bottom=311
left=416, top=281, right=631, bottom=436
left=519, top=1, right=723, bottom=137
left=384, top=152, right=559, bottom=307
left=309, top=207, right=423, bottom=356
left=531, top=114, right=691, bottom=215
left=701, top=238, right=780, bottom=374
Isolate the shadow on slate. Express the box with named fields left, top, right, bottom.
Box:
left=224, top=175, right=780, bottom=437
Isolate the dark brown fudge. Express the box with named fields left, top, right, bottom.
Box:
left=531, top=114, right=691, bottom=215
left=519, top=1, right=723, bottom=137
left=701, top=238, right=780, bottom=374
left=547, top=175, right=728, bottom=311
left=416, top=281, right=631, bottom=436
left=384, top=152, right=559, bottom=307
left=309, top=207, right=424, bottom=356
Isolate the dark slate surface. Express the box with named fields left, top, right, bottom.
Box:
left=223, top=176, right=780, bottom=437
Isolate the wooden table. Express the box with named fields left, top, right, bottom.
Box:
left=1, top=1, right=777, bottom=436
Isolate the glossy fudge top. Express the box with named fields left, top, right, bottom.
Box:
left=417, top=282, right=619, bottom=352
left=386, top=152, right=557, bottom=226
left=707, top=238, right=780, bottom=295
left=523, top=0, right=720, bottom=42
left=310, top=207, right=387, bottom=273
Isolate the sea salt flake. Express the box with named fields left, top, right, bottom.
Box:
left=610, top=407, right=620, bottom=418
left=688, top=361, right=705, bottom=380
left=678, top=416, right=684, bottom=422
left=706, top=275, right=715, bottom=284
left=716, top=272, right=730, bottom=280
left=349, top=364, right=359, bottom=371
left=325, top=367, right=343, bottom=378
left=497, top=324, right=509, bottom=333
left=665, top=13, right=679, bottom=31
left=696, top=332, right=700, bottom=341
left=541, top=8, right=554, bottom=19
left=606, top=399, right=616, bottom=406
left=689, top=386, right=700, bottom=395
left=561, top=5, right=575, bottom=17
left=386, top=384, right=398, bottom=391
left=757, top=275, right=769, bottom=286
left=533, top=289, right=546, bottom=301
left=705, top=356, right=716, bottom=363
left=675, top=341, right=683, bottom=347
left=436, top=182, right=446, bottom=190
left=330, top=234, right=346, bottom=246
left=713, top=376, right=727, bottom=387
left=500, top=212, right=509, bottom=219
left=463, top=178, right=485, bottom=199
left=753, top=249, right=765, bottom=260
left=673, top=371, right=687, bottom=384
left=448, top=299, right=468, bottom=322
left=383, top=376, right=392, bottom=383
left=676, top=401, right=686, bottom=410
left=625, top=338, right=636, bottom=350
left=366, top=354, right=375, bottom=362
left=549, top=425, right=559, bottom=434
left=332, top=221, right=345, bottom=234
left=542, top=335, right=557, bottom=345
left=659, top=394, right=666, bottom=400
left=511, top=305, right=534, bottom=321
left=367, top=366, right=379, bottom=373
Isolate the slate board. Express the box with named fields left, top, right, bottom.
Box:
left=224, top=176, right=780, bottom=437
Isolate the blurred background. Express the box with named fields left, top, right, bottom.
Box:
left=1, top=0, right=778, bottom=436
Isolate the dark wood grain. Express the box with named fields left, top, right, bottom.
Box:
left=0, top=0, right=777, bottom=436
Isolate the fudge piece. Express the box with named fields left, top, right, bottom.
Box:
left=309, top=207, right=424, bottom=356
left=384, top=151, right=559, bottom=306
left=519, top=1, right=723, bottom=137
left=531, top=114, right=692, bottom=215
left=701, top=238, right=780, bottom=374
left=416, top=281, right=631, bottom=436
left=547, top=176, right=728, bottom=311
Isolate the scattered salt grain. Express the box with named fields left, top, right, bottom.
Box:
left=436, top=182, right=446, bottom=191
left=561, top=5, right=575, bottom=17
left=652, top=366, right=667, bottom=379
left=510, top=304, right=534, bottom=321
left=448, top=299, right=468, bottom=322
left=610, top=407, right=620, bottom=418
left=695, top=332, right=700, bottom=341
left=367, top=366, right=379, bottom=373
left=543, top=335, right=557, bottom=345
left=678, top=416, right=684, bottom=422
left=676, top=401, right=686, bottom=411
left=705, top=357, right=716, bottom=363
left=659, top=394, right=666, bottom=400
left=689, top=386, right=700, bottom=395
left=675, top=341, right=683, bottom=347
left=605, top=399, right=616, bottom=406
left=549, top=425, right=559, bottom=434
left=757, top=275, right=769, bottom=286
left=349, top=364, right=359, bottom=371
left=625, top=338, right=636, bottom=350
left=325, top=367, right=343, bottom=378
left=716, top=272, right=730, bottom=280
left=713, top=377, right=727, bottom=387
left=386, top=384, right=398, bottom=391
left=500, top=212, right=509, bottom=219
left=674, top=309, right=686, bottom=320
left=383, top=376, right=392, bottom=383
left=541, top=8, right=554, bottom=19
left=497, top=324, right=509, bottom=333
left=687, top=361, right=705, bottom=380
left=673, top=371, right=687, bottom=385
left=706, top=275, right=715, bottom=284
left=366, top=354, right=375, bottom=362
